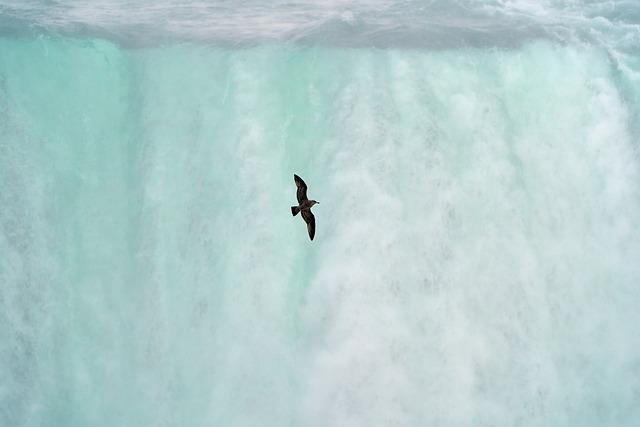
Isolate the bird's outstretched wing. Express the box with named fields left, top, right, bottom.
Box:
left=301, top=209, right=315, bottom=241
left=294, top=174, right=308, bottom=204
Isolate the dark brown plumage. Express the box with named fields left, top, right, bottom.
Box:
left=291, top=174, right=319, bottom=241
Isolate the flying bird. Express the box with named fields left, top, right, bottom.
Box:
left=291, top=174, right=319, bottom=241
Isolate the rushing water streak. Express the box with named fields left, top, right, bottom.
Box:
left=2, top=1, right=640, bottom=426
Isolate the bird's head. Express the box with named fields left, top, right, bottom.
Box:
left=310, top=200, right=320, bottom=206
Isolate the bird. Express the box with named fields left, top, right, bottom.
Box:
left=291, top=174, right=319, bottom=241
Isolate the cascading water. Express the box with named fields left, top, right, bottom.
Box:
left=1, top=1, right=640, bottom=426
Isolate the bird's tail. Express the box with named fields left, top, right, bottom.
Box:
left=291, top=206, right=300, bottom=216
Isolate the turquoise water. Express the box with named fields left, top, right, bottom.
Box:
left=2, top=2, right=640, bottom=426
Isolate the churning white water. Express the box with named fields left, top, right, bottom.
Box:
left=1, top=1, right=640, bottom=426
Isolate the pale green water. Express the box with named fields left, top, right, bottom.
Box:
left=2, top=32, right=640, bottom=426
